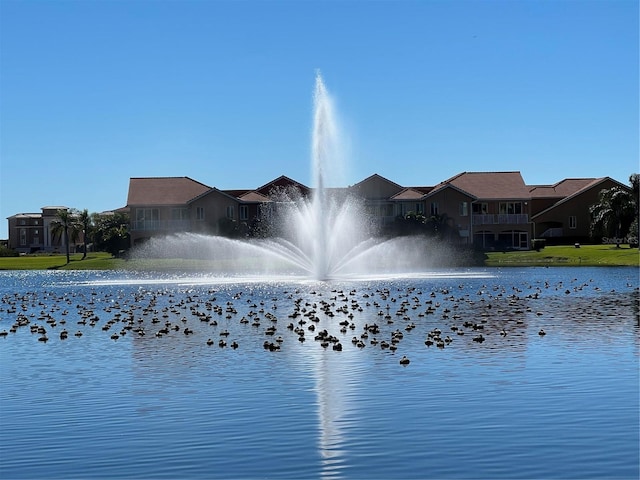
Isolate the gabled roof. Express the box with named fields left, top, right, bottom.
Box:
left=222, top=189, right=252, bottom=198
left=429, top=172, right=530, bottom=200
left=390, top=188, right=426, bottom=201
left=238, top=191, right=272, bottom=203
left=256, top=175, right=310, bottom=196
left=529, top=178, right=600, bottom=198
left=411, top=186, right=434, bottom=195
left=127, top=177, right=211, bottom=206
left=188, top=186, right=243, bottom=204
left=531, top=177, right=628, bottom=219
left=349, top=173, right=405, bottom=199
left=350, top=173, right=403, bottom=191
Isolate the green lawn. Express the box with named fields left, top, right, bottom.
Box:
left=0, top=252, right=128, bottom=270
left=0, top=244, right=638, bottom=270
left=484, top=244, right=639, bottom=267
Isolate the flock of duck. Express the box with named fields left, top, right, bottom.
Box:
left=1, top=277, right=636, bottom=366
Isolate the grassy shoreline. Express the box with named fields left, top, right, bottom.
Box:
left=0, top=244, right=638, bottom=271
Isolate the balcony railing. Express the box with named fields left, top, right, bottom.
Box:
left=472, top=214, right=529, bottom=225
left=132, top=220, right=191, bottom=231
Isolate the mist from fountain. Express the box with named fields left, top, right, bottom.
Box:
left=132, top=73, right=456, bottom=280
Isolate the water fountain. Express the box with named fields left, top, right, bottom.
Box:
left=133, top=73, right=455, bottom=279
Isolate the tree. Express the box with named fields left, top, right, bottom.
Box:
left=50, top=208, right=81, bottom=264
left=392, top=211, right=427, bottom=236
left=78, top=209, right=93, bottom=259
left=589, top=185, right=636, bottom=246
left=93, top=212, right=130, bottom=257
left=629, top=174, right=639, bottom=245
left=425, top=213, right=457, bottom=240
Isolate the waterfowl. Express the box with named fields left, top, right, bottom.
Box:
left=399, top=356, right=410, bottom=365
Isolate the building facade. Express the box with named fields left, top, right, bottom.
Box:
left=7, top=206, right=79, bottom=254
left=7, top=172, right=631, bottom=252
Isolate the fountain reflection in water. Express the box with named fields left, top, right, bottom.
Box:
left=133, top=73, right=450, bottom=280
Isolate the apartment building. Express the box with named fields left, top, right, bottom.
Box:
left=7, top=172, right=630, bottom=252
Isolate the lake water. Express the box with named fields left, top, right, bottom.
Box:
left=1, top=267, right=638, bottom=479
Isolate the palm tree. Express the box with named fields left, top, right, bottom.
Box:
left=425, top=213, right=457, bottom=240
left=78, top=209, right=93, bottom=259
left=589, top=187, right=635, bottom=246
left=629, top=174, right=639, bottom=244
left=50, top=208, right=80, bottom=264
left=92, top=211, right=130, bottom=257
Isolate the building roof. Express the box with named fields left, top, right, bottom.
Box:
left=431, top=171, right=530, bottom=200
left=390, top=188, right=426, bottom=201
left=126, top=177, right=211, bottom=206
left=350, top=173, right=404, bottom=190
left=237, top=191, right=272, bottom=203
left=411, top=186, right=434, bottom=195
left=529, top=178, right=600, bottom=198
left=223, top=189, right=252, bottom=198
left=8, top=213, right=42, bottom=219
left=531, top=177, right=626, bottom=219
left=256, top=175, right=310, bottom=196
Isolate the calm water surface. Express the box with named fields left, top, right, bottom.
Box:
left=1, top=267, right=638, bottom=479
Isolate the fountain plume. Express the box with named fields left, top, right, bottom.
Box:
left=132, top=73, right=454, bottom=279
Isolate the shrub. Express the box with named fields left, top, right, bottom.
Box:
left=0, top=245, right=18, bottom=257
left=531, top=239, right=546, bottom=251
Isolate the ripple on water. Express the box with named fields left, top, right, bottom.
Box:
left=0, top=268, right=638, bottom=479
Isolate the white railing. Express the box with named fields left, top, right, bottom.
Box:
left=472, top=214, right=529, bottom=225
left=540, top=227, right=564, bottom=238
left=132, top=220, right=191, bottom=231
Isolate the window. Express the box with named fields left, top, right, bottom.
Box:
left=136, top=208, right=159, bottom=230
left=171, top=208, right=189, bottom=220
left=472, top=202, right=488, bottom=214
left=226, top=206, right=234, bottom=219
left=20, top=229, right=27, bottom=246
left=430, top=202, right=439, bottom=216
left=196, top=207, right=205, bottom=221
left=499, top=202, right=523, bottom=214
left=459, top=202, right=468, bottom=216
left=569, top=216, right=577, bottom=229
left=498, top=230, right=528, bottom=249
left=136, top=208, right=159, bottom=221
left=415, top=203, right=424, bottom=215
left=239, top=205, right=249, bottom=221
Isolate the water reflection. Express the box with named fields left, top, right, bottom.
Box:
left=313, top=352, right=349, bottom=478
left=0, top=268, right=638, bottom=479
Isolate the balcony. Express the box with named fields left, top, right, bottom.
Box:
left=132, top=220, right=191, bottom=232
left=472, top=214, right=529, bottom=225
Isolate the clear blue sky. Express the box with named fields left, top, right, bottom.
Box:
left=1, top=0, right=638, bottom=238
